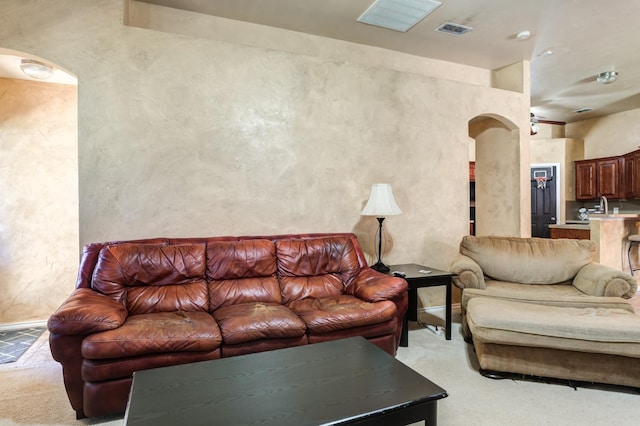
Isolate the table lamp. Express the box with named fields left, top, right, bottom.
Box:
left=361, top=183, right=402, bottom=272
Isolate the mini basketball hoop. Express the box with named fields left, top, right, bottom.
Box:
left=535, top=176, right=547, bottom=189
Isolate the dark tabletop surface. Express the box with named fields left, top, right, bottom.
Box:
left=387, top=263, right=454, bottom=279
left=124, top=337, right=447, bottom=426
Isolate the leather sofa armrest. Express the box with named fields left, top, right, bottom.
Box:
left=47, top=288, right=128, bottom=335
left=346, top=268, right=408, bottom=302
left=572, top=263, right=638, bottom=299
left=450, top=254, right=486, bottom=290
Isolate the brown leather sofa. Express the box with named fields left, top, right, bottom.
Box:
left=47, top=233, right=408, bottom=418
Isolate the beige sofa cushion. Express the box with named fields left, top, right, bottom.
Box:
left=462, top=281, right=636, bottom=312
left=460, top=236, right=595, bottom=284
left=467, top=298, right=640, bottom=358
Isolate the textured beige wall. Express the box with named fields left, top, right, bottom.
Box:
left=566, top=108, right=640, bottom=158
left=1, top=0, right=529, bottom=316
left=0, top=78, right=78, bottom=324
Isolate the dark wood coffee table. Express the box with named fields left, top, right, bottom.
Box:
left=124, top=337, right=447, bottom=425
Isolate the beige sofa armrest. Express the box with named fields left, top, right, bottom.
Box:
left=450, top=254, right=486, bottom=290
left=47, top=288, right=128, bottom=335
left=573, top=263, right=638, bottom=299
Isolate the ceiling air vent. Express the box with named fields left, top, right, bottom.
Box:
left=573, top=107, right=593, bottom=114
left=357, top=0, right=442, bottom=32
left=435, top=21, right=474, bottom=36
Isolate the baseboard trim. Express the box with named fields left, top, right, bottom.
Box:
left=0, top=320, right=48, bottom=331
left=417, top=303, right=461, bottom=314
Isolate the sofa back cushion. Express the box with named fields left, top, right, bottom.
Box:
left=460, top=236, right=595, bottom=285
left=92, top=243, right=208, bottom=314
left=276, top=236, right=361, bottom=303
left=206, top=239, right=280, bottom=311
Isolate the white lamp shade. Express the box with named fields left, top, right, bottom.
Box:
left=361, top=183, right=402, bottom=216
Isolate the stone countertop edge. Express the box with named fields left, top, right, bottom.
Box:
left=548, top=224, right=591, bottom=230
left=589, top=214, right=640, bottom=220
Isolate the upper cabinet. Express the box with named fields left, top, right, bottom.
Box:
left=575, top=160, right=597, bottom=200
left=575, top=156, right=624, bottom=200
left=624, top=150, right=640, bottom=199
left=574, top=149, right=640, bottom=200
left=597, top=157, right=623, bottom=199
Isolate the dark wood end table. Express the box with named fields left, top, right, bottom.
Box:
left=387, top=264, right=454, bottom=345
left=124, top=337, right=448, bottom=426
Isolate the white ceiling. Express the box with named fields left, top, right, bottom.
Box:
left=138, top=0, right=640, bottom=123
left=4, top=1, right=639, bottom=123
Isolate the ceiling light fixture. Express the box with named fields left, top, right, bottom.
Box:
left=530, top=113, right=539, bottom=135
left=516, top=30, right=531, bottom=41
left=20, top=59, right=54, bottom=80
left=537, top=49, right=553, bottom=58
left=596, top=71, right=618, bottom=84
left=357, top=0, right=442, bottom=32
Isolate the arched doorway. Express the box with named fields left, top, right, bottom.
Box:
left=468, top=114, right=529, bottom=237
left=0, top=49, right=79, bottom=325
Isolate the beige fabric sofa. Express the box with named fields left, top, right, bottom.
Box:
left=451, top=236, right=637, bottom=338
left=450, top=236, right=640, bottom=388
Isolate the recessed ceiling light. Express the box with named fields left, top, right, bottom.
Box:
left=537, top=49, right=553, bottom=58
left=357, top=0, right=442, bottom=32
left=596, top=71, right=618, bottom=84
left=516, top=30, right=531, bottom=41
left=20, top=59, right=54, bottom=80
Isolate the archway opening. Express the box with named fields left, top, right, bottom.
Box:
left=468, top=114, right=524, bottom=237
left=0, top=49, right=79, bottom=326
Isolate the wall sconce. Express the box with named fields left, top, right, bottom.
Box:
left=361, top=183, right=403, bottom=272
left=20, top=59, right=54, bottom=80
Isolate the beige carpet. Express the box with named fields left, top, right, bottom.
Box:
left=1, top=313, right=638, bottom=426
left=0, top=332, right=121, bottom=426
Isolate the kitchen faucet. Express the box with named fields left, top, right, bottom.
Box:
left=600, top=196, right=609, bottom=215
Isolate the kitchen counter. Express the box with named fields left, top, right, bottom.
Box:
left=588, top=215, right=640, bottom=271
left=546, top=213, right=640, bottom=271
left=548, top=224, right=590, bottom=230
left=590, top=213, right=640, bottom=219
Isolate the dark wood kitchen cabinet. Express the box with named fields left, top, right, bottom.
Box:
left=575, top=156, right=623, bottom=200
left=549, top=227, right=590, bottom=240
left=624, top=149, right=640, bottom=199
left=575, top=160, right=596, bottom=200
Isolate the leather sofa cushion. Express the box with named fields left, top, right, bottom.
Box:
left=288, top=295, right=397, bottom=334
left=276, top=236, right=361, bottom=303
left=306, top=319, right=398, bottom=343
left=207, top=240, right=280, bottom=310
left=82, top=311, right=222, bottom=359
left=92, top=243, right=208, bottom=314
left=221, top=336, right=308, bottom=358
left=82, top=350, right=221, bottom=382
left=213, top=302, right=306, bottom=345
left=460, top=235, right=595, bottom=284
left=206, top=239, right=277, bottom=279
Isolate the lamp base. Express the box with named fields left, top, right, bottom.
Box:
left=370, top=261, right=390, bottom=272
